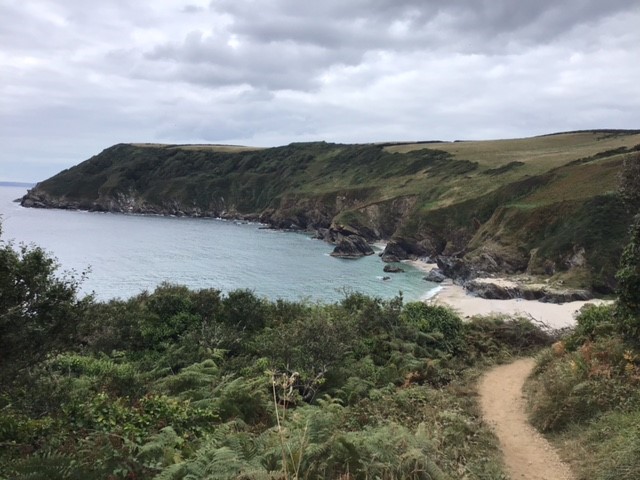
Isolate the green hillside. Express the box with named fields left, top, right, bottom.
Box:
left=22, top=130, right=640, bottom=292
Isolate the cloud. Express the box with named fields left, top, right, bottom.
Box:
left=1, top=0, right=639, bottom=182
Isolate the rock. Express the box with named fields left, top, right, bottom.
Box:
left=330, top=235, right=375, bottom=258
left=382, top=276, right=391, bottom=281
left=330, top=222, right=377, bottom=242
left=313, top=228, right=336, bottom=242
left=539, top=289, right=592, bottom=303
left=465, top=279, right=518, bottom=299
left=436, top=256, right=473, bottom=282
left=383, top=264, right=405, bottom=273
left=465, top=279, right=594, bottom=303
left=423, top=269, right=446, bottom=283
left=381, top=241, right=409, bottom=262
left=564, top=247, right=587, bottom=269
left=20, top=197, right=41, bottom=208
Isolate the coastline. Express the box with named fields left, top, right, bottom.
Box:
left=405, top=260, right=611, bottom=329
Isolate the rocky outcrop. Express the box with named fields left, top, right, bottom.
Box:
left=464, top=279, right=592, bottom=304
left=424, top=269, right=446, bottom=283
left=380, top=241, right=408, bottom=262
left=383, top=264, right=405, bottom=273
left=537, top=289, right=592, bottom=303
left=353, top=196, right=419, bottom=239
left=436, top=256, right=473, bottom=282
left=330, top=235, right=375, bottom=258
left=464, top=280, right=519, bottom=299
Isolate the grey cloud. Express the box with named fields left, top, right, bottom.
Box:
left=213, top=0, right=637, bottom=46
left=2, top=0, right=640, bottom=182
left=182, top=5, right=207, bottom=14
left=144, top=29, right=364, bottom=90
left=143, top=0, right=638, bottom=92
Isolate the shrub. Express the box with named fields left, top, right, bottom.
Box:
left=616, top=215, right=640, bottom=342
left=566, top=303, right=616, bottom=349
left=401, top=303, right=463, bottom=354
left=50, top=353, right=143, bottom=397
left=527, top=337, right=640, bottom=432
left=463, top=316, right=553, bottom=360
left=221, top=289, right=268, bottom=332
left=140, top=284, right=201, bottom=346
left=0, top=238, right=88, bottom=371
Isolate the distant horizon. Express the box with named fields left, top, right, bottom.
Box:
left=0, top=181, right=35, bottom=188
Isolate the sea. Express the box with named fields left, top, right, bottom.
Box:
left=0, top=186, right=438, bottom=303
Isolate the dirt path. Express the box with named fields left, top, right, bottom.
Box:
left=478, top=358, right=575, bottom=480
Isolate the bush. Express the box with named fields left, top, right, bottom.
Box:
left=50, top=353, right=143, bottom=398
left=463, top=316, right=553, bottom=360
left=616, top=215, right=640, bottom=342
left=140, top=284, right=201, bottom=346
left=566, top=303, right=616, bottom=349
left=0, top=239, right=88, bottom=371
left=527, top=337, right=640, bottom=432
left=401, top=303, right=463, bottom=354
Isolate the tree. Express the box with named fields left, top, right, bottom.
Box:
left=618, top=152, right=640, bottom=211
left=616, top=152, right=640, bottom=341
left=0, top=225, right=88, bottom=371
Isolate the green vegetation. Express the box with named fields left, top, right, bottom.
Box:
left=5, top=147, right=640, bottom=479
left=23, top=130, right=640, bottom=292
left=616, top=152, right=640, bottom=339
left=1, top=228, right=555, bottom=479
left=526, top=304, right=640, bottom=480
left=523, top=158, right=640, bottom=479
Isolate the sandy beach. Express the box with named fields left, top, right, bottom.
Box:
left=405, top=260, right=611, bottom=329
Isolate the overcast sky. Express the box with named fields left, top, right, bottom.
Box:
left=1, top=0, right=639, bottom=182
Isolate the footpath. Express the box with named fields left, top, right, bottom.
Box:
left=478, top=358, right=575, bottom=480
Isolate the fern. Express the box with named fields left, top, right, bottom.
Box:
left=9, top=452, right=77, bottom=480
left=138, top=426, right=184, bottom=470
left=153, top=359, right=220, bottom=399
left=152, top=420, right=277, bottom=480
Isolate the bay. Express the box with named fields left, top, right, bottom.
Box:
left=0, top=186, right=437, bottom=302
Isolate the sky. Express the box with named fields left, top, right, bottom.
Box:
left=1, top=0, right=640, bottom=182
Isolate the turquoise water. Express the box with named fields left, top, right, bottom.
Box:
left=0, top=186, right=437, bottom=302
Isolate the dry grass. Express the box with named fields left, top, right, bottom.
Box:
left=129, top=143, right=263, bottom=153
left=523, top=157, right=623, bottom=205
left=386, top=131, right=640, bottom=171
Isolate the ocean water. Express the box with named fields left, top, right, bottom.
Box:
left=0, top=186, right=437, bottom=302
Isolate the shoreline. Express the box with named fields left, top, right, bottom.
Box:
left=404, top=259, right=611, bottom=329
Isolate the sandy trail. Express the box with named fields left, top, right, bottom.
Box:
left=478, top=358, right=575, bottom=480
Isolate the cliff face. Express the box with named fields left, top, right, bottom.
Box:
left=22, top=131, right=640, bottom=291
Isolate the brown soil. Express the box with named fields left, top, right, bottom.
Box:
left=478, top=358, right=575, bottom=480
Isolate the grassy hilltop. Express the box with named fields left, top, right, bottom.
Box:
left=22, top=129, right=640, bottom=291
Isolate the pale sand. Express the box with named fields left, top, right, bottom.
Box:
left=404, top=260, right=611, bottom=329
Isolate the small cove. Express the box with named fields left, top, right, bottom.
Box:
left=0, top=186, right=438, bottom=302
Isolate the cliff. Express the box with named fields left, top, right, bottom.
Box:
left=22, top=130, right=640, bottom=291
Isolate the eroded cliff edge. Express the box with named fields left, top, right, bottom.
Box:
left=21, top=131, right=640, bottom=292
